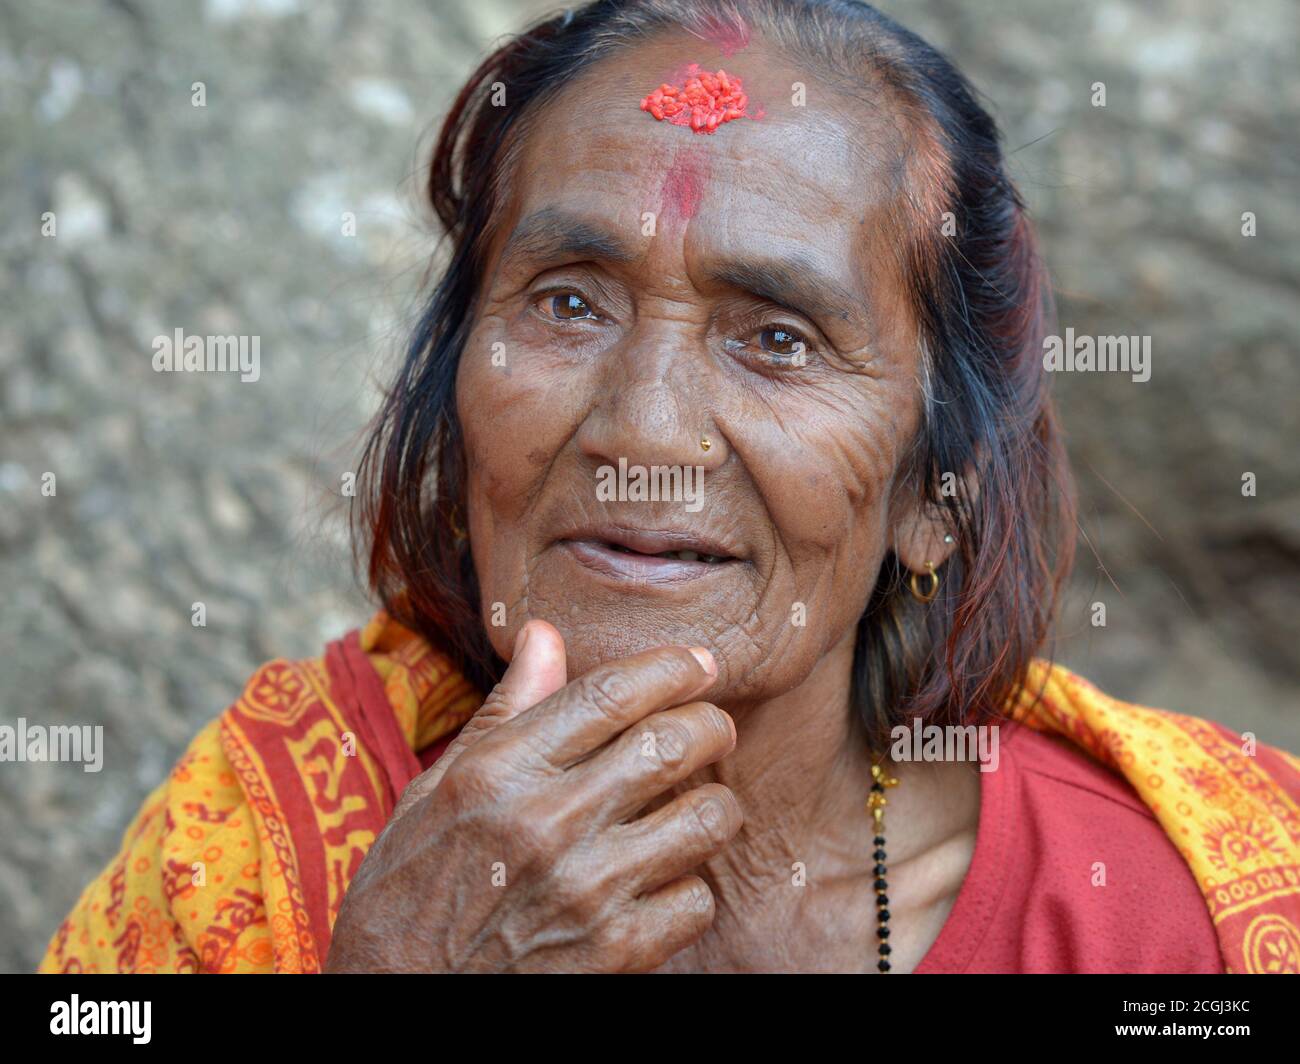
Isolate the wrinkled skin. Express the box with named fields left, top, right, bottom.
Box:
left=326, top=33, right=978, bottom=974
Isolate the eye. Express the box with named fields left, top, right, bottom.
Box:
left=759, top=326, right=806, bottom=359
left=543, top=291, right=597, bottom=321
left=726, top=323, right=814, bottom=369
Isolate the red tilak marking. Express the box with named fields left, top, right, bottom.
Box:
left=659, top=149, right=707, bottom=223
left=640, top=65, right=752, bottom=135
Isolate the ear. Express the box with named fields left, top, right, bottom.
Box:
left=889, top=466, right=974, bottom=576
left=891, top=502, right=955, bottom=577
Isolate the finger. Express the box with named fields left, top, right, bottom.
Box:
left=494, top=645, right=717, bottom=770
left=615, top=875, right=716, bottom=972
left=474, top=620, right=568, bottom=729
left=568, top=702, right=736, bottom=826
left=612, top=782, right=743, bottom=896
left=391, top=619, right=566, bottom=818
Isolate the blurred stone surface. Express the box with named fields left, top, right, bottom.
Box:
left=1, top=0, right=1296, bottom=970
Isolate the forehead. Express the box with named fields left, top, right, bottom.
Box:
left=492, top=33, right=920, bottom=284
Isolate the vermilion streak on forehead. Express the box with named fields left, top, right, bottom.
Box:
left=698, top=13, right=750, bottom=56
left=658, top=147, right=709, bottom=226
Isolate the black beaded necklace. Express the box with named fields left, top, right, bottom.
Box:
left=868, top=759, right=901, bottom=972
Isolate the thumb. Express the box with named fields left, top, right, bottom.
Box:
left=391, top=619, right=567, bottom=818
left=481, top=619, right=568, bottom=724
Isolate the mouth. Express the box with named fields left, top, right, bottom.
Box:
left=602, top=544, right=730, bottom=563
left=558, top=526, right=744, bottom=583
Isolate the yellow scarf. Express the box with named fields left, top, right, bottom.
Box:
left=40, top=612, right=1300, bottom=973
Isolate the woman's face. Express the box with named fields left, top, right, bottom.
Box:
left=458, top=35, right=946, bottom=700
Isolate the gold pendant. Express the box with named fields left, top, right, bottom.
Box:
left=868, top=761, right=900, bottom=830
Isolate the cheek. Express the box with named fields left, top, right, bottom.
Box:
left=457, top=317, right=595, bottom=635
left=739, top=385, right=909, bottom=559
left=457, top=317, right=584, bottom=516
left=725, top=379, right=915, bottom=646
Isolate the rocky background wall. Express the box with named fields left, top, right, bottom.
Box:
left=2, top=0, right=1296, bottom=970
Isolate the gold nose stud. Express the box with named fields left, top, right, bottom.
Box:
left=700, top=436, right=712, bottom=452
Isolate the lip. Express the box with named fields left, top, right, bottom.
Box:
left=558, top=524, right=746, bottom=585
left=564, top=524, right=742, bottom=560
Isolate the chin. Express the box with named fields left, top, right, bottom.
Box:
left=549, top=614, right=720, bottom=674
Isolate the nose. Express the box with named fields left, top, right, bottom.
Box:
left=575, top=326, right=728, bottom=473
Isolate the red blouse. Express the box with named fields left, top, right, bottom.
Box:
left=914, top=722, right=1224, bottom=973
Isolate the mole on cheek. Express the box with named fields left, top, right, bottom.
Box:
left=640, top=64, right=753, bottom=134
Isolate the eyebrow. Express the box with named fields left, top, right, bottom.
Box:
left=704, top=258, right=862, bottom=324
left=499, top=208, right=863, bottom=324
left=500, top=207, right=637, bottom=267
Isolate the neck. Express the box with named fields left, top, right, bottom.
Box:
left=675, top=631, right=981, bottom=949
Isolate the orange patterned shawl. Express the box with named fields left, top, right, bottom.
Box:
left=39, top=612, right=1300, bottom=974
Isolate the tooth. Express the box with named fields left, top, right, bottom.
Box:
left=678, top=550, right=699, bottom=561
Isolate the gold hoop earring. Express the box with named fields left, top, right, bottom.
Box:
left=448, top=503, right=467, bottom=543
left=909, top=561, right=939, bottom=604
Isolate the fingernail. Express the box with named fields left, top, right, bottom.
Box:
left=513, top=623, right=531, bottom=658
left=687, top=646, right=716, bottom=676
left=716, top=709, right=737, bottom=747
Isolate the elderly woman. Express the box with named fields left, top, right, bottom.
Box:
left=43, top=0, right=1300, bottom=975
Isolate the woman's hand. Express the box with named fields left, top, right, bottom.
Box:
left=324, top=620, right=741, bottom=972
